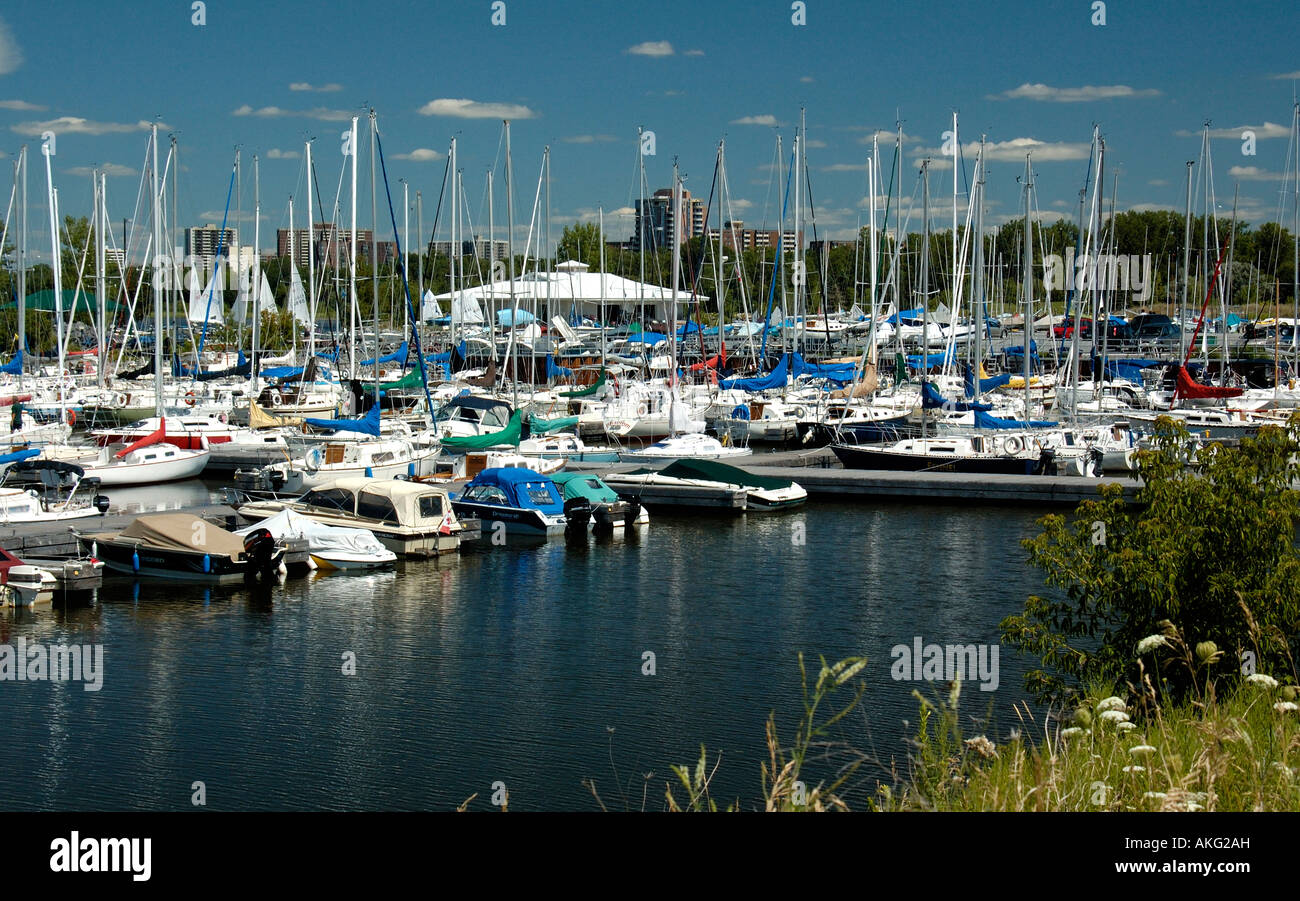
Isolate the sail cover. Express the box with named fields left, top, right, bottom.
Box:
left=439, top=410, right=523, bottom=450
left=973, top=410, right=1058, bottom=430
left=1174, top=365, right=1243, bottom=399
left=720, top=353, right=790, bottom=391
left=303, top=403, right=382, bottom=437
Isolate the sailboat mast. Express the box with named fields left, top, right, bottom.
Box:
left=348, top=116, right=358, bottom=383
left=252, top=153, right=260, bottom=395
left=971, top=140, right=985, bottom=405
left=149, top=123, right=162, bottom=418
left=599, top=206, right=606, bottom=360
left=505, top=120, right=518, bottom=409
left=1021, top=154, right=1034, bottom=419
left=919, top=160, right=930, bottom=442
left=289, top=193, right=296, bottom=361
left=96, top=170, right=107, bottom=388
left=16, top=146, right=26, bottom=390
left=42, top=135, right=66, bottom=424
left=402, top=179, right=409, bottom=336
left=449, top=137, right=458, bottom=352
left=370, top=109, right=379, bottom=406
left=306, top=138, right=316, bottom=360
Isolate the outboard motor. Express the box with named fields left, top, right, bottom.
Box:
left=242, top=527, right=279, bottom=580
left=591, top=504, right=615, bottom=535
left=1034, top=447, right=1057, bottom=476
left=267, top=469, right=286, bottom=492
left=563, top=496, right=593, bottom=534
left=623, top=499, right=642, bottom=530
left=1088, top=446, right=1106, bottom=478
left=93, top=494, right=111, bottom=515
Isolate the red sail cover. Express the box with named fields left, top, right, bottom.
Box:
left=115, top=420, right=166, bottom=458
left=1175, top=365, right=1242, bottom=399
left=688, top=343, right=727, bottom=372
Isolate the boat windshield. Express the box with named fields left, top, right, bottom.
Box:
left=300, top=487, right=354, bottom=513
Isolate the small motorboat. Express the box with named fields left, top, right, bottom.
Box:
left=78, top=512, right=286, bottom=583
left=235, top=508, right=396, bottom=571
left=0, top=459, right=112, bottom=524
left=452, top=467, right=568, bottom=537
left=618, top=431, right=753, bottom=463
left=550, top=472, right=649, bottom=533
left=644, top=459, right=807, bottom=510
left=0, top=563, right=57, bottom=607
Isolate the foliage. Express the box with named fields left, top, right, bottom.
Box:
left=1001, top=415, right=1300, bottom=707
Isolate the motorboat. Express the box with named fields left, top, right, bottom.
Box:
left=234, top=477, right=479, bottom=557
left=235, top=508, right=396, bottom=571
left=452, top=467, right=568, bottom=537
left=0, top=459, right=111, bottom=524
left=618, top=431, right=753, bottom=463
left=550, top=472, right=650, bottom=533
left=78, top=512, right=286, bottom=583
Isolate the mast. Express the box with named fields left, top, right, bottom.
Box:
left=449, top=137, right=458, bottom=351
left=416, top=190, right=423, bottom=317
left=42, top=134, right=66, bottom=424
left=867, top=134, right=879, bottom=365
left=1293, top=101, right=1299, bottom=366
left=793, top=110, right=803, bottom=356
left=505, top=120, right=518, bottom=408
left=402, top=178, right=409, bottom=336
left=1180, top=159, right=1194, bottom=361
left=599, top=206, right=606, bottom=361
left=1021, top=154, right=1034, bottom=420
left=919, top=160, right=930, bottom=442
left=16, top=146, right=26, bottom=389
left=348, top=115, right=358, bottom=382
left=370, top=109, right=379, bottom=406
left=971, top=139, right=985, bottom=405
left=252, top=153, right=260, bottom=395
left=289, top=193, right=296, bottom=362
left=637, top=126, right=646, bottom=335
left=306, top=138, right=316, bottom=361
left=149, top=123, right=162, bottom=419
left=670, top=159, right=682, bottom=417
left=96, top=170, right=107, bottom=388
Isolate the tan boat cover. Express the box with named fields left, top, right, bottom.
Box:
left=118, top=513, right=246, bottom=558
left=830, top=363, right=877, bottom=399
left=249, top=399, right=305, bottom=430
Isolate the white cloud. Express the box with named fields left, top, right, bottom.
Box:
left=265, top=148, right=301, bottom=159
left=394, top=148, right=444, bottom=161
left=232, top=105, right=353, bottom=121
left=1149, top=178, right=1169, bottom=186
left=1124, top=203, right=1181, bottom=214
left=727, top=198, right=755, bottom=211
left=1178, top=122, right=1290, bottom=139
left=800, top=76, right=815, bottom=83
left=1269, top=71, right=1300, bottom=80
left=626, top=41, right=674, bottom=57
left=731, top=114, right=780, bottom=126
left=684, top=49, right=704, bottom=57
left=858, top=129, right=916, bottom=145
left=988, top=83, right=1160, bottom=102
left=563, top=134, right=618, bottom=144
left=418, top=98, right=538, bottom=119
left=912, top=137, right=1091, bottom=163
left=821, top=162, right=869, bottom=172
left=805, top=139, right=827, bottom=149
left=0, top=99, right=45, bottom=111
left=64, top=163, right=137, bottom=177
left=1228, top=165, right=1287, bottom=181
left=609, top=206, right=636, bottom=217
left=11, top=116, right=166, bottom=136
left=289, top=82, right=343, bottom=92
left=0, top=16, right=21, bottom=75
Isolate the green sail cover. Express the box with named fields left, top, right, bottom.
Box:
left=530, top=414, right=580, bottom=434
left=557, top=370, right=606, bottom=398
left=376, top=368, right=425, bottom=390
left=658, top=458, right=793, bottom=491
left=439, top=410, right=523, bottom=450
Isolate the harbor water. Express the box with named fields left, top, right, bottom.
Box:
left=1, top=482, right=1051, bottom=811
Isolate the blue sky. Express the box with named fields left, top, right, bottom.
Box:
left=2, top=0, right=1299, bottom=264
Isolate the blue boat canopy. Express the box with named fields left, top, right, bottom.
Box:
left=461, top=467, right=564, bottom=515
left=720, top=353, right=790, bottom=391
left=973, top=410, right=1058, bottom=430
left=964, top=364, right=1012, bottom=397
left=0, top=351, right=22, bottom=375
left=360, top=341, right=408, bottom=368
left=922, top=380, right=992, bottom=412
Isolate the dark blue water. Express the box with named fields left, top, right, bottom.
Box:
left=0, top=497, right=1051, bottom=811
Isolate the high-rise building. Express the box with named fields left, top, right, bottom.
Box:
left=706, top=221, right=803, bottom=254
left=634, top=188, right=706, bottom=251
left=276, top=224, right=395, bottom=269
left=432, top=236, right=509, bottom=264
left=185, top=224, right=238, bottom=274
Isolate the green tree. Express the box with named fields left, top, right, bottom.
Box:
left=1001, top=416, right=1300, bottom=706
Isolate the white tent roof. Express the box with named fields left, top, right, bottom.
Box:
left=434, top=262, right=703, bottom=320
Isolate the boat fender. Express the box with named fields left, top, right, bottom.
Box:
left=304, top=446, right=323, bottom=475
left=408, top=462, right=416, bottom=477
left=131, top=550, right=140, bottom=573
left=203, top=554, right=211, bottom=574
left=365, top=466, right=374, bottom=478
left=1003, top=436, right=1023, bottom=456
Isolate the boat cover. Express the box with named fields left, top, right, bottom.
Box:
left=118, top=513, right=245, bottom=557
left=440, top=411, right=523, bottom=450
left=550, top=472, right=620, bottom=504
left=462, top=467, right=563, bottom=515
left=0, top=351, right=22, bottom=375
left=304, top=404, right=381, bottom=437
left=972, top=410, right=1059, bottom=430
left=558, top=369, right=606, bottom=398
left=720, top=353, right=789, bottom=391
left=659, top=458, right=792, bottom=491
left=529, top=414, right=580, bottom=434
left=235, top=508, right=390, bottom=560
left=1174, top=364, right=1243, bottom=399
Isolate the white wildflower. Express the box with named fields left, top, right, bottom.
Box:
left=1137, top=635, right=1168, bottom=655
left=1097, top=696, right=1127, bottom=713
left=1117, top=722, right=1138, bottom=732
left=1130, top=745, right=1158, bottom=756
left=1122, top=765, right=1146, bottom=773
left=1272, top=701, right=1298, bottom=714
left=1099, top=709, right=1130, bottom=724
left=1060, top=727, right=1084, bottom=739
left=1246, top=673, right=1279, bottom=690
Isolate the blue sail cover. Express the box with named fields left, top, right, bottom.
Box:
left=791, top=352, right=856, bottom=382
left=887, top=308, right=925, bottom=324
left=0, top=351, right=22, bottom=375
left=719, top=353, right=790, bottom=391
left=1104, top=358, right=1162, bottom=383
left=546, top=355, right=574, bottom=379
left=906, top=350, right=955, bottom=370
left=360, top=341, right=408, bottom=368
left=498, top=309, right=535, bottom=327
left=427, top=340, right=467, bottom=364
left=0, top=448, right=42, bottom=466
left=922, top=380, right=992, bottom=412
left=262, top=365, right=305, bottom=380
left=625, top=332, right=667, bottom=346
left=973, top=410, right=1058, bottom=430
left=964, top=364, right=1012, bottom=398
left=304, top=403, right=381, bottom=437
